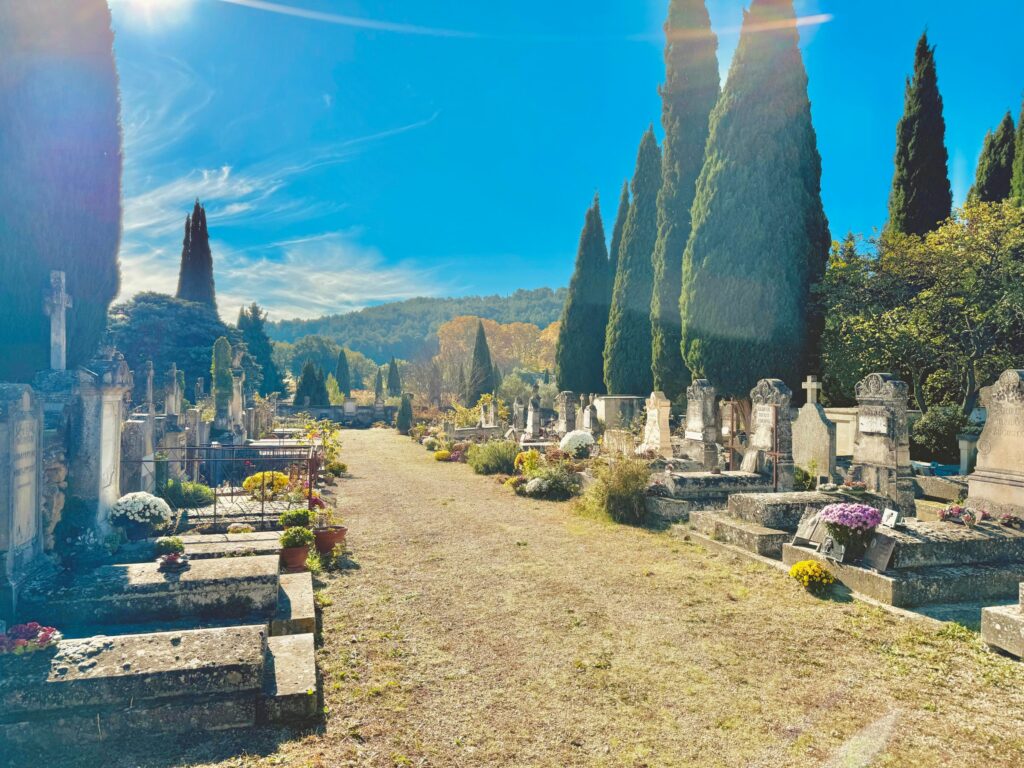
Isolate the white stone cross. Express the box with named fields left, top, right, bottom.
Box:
left=43, top=270, right=73, bottom=371
left=802, top=375, right=823, bottom=406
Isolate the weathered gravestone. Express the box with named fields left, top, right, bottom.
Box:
left=595, top=396, right=645, bottom=431
left=639, top=391, right=672, bottom=459
left=968, top=370, right=1024, bottom=516
left=556, top=391, right=577, bottom=436
left=848, top=373, right=915, bottom=514
left=683, top=379, right=718, bottom=470
left=792, top=375, right=837, bottom=481
left=740, top=379, right=795, bottom=491
left=164, top=363, right=182, bottom=418
left=43, top=270, right=73, bottom=372
left=0, top=386, right=44, bottom=619
left=525, top=386, right=542, bottom=440
left=581, top=400, right=599, bottom=434
left=512, top=397, right=526, bottom=430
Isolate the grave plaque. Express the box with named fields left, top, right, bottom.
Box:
left=862, top=532, right=897, bottom=572
left=880, top=508, right=904, bottom=529
left=819, top=536, right=847, bottom=564
left=793, top=514, right=827, bottom=547
left=858, top=407, right=890, bottom=436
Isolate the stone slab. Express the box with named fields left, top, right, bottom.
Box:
left=19, top=555, right=280, bottom=628
left=260, top=633, right=318, bottom=725
left=981, top=604, right=1024, bottom=657
left=272, top=571, right=316, bottom=636
left=726, top=491, right=835, bottom=531
left=873, top=521, right=1024, bottom=569
left=0, top=625, right=265, bottom=719
left=914, top=475, right=968, bottom=503
left=663, top=471, right=771, bottom=505
left=782, top=544, right=1024, bottom=607
left=643, top=497, right=693, bottom=523
left=690, top=510, right=790, bottom=559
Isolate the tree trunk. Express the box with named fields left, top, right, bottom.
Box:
left=913, top=371, right=929, bottom=413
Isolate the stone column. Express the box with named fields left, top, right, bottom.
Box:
left=70, top=351, right=133, bottom=535
left=849, top=372, right=915, bottom=513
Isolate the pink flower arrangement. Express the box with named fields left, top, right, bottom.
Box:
left=939, top=506, right=990, bottom=526
left=0, top=622, right=62, bottom=656
left=820, top=503, right=882, bottom=532
left=1000, top=514, right=1024, bottom=530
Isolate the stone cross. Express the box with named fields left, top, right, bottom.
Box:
left=144, top=361, right=155, bottom=409
left=43, top=270, right=73, bottom=371
left=802, top=375, right=822, bottom=406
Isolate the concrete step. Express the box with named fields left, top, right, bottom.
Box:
left=260, top=633, right=319, bottom=725
left=689, top=510, right=791, bottom=559
left=982, top=604, right=1024, bottom=657
left=271, top=571, right=316, bottom=636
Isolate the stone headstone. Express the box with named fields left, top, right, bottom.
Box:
left=595, top=396, right=645, bottom=431
left=481, top=399, right=497, bottom=428
left=581, top=402, right=599, bottom=434
left=792, top=376, right=837, bottom=481
left=556, top=391, right=577, bottom=436
left=195, top=378, right=204, bottom=404
left=849, top=373, right=914, bottom=514
left=968, top=370, right=1024, bottom=516
left=526, top=387, right=542, bottom=440
left=639, top=391, right=672, bottom=459
left=0, top=385, right=44, bottom=619
left=740, top=379, right=795, bottom=491
left=165, top=363, right=182, bottom=417
left=512, top=397, right=526, bottom=430
left=684, top=379, right=719, bottom=470
left=343, top=398, right=358, bottom=416
left=43, top=270, right=73, bottom=372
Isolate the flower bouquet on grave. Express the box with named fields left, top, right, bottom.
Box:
left=156, top=551, right=190, bottom=573
left=789, top=560, right=835, bottom=596
left=0, top=622, right=63, bottom=657
left=841, top=480, right=869, bottom=497
left=109, top=492, right=173, bottom=541
left=819, top=503, right=882, bottom=560
left=999, top=514, right=1024, bottom=530
left=938, top=505, right=990, bottom=528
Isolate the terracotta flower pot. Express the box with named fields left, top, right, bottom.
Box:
left=314, top=526, right=348, bottom=555
left=280, top=545, right=310, bottom=572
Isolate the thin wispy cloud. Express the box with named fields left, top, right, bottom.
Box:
left=216, top=0, right=477, bottom=38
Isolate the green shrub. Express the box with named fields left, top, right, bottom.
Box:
left=518, top=463, right=582, bottom=501
left=325, top=460, right=348, bottom=477
left=575, top=459, right=650, bottom=524
left=280, top=526, right=314, bottom=548
left=227, top=523, right=255, bottom=534
left=912, top=405, right=968, bottom=464
left=793, top=466, right=816, bottom=492
left=242, top=471, right=290, bottom=500
left=466, top=441, right=519, bottom=475
left=158, top=479, right=215, bottom=509
left=396, top=394, right=413, bottom=435
left=279, top=509, right=313, bottom=528
left=154, top=536, right=185, bottom=556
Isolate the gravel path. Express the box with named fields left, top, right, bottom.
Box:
left=202, top=428, right=1024, bottom=767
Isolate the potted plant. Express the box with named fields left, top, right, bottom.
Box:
left=314, top=509, right=348, bottom=555
left=819, top=503, right=882, bottom=560
left=109, top=492, right=173, bottom=541
left=154, top=536, right=185, bottom=557
left=279, top=508, right=313, bottom=529
left=157, top=551, right=190, bottom=573
left=279, top=526, right=315, bottom=571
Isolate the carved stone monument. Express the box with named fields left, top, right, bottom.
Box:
left=792, top=375, right=837, bottom=481
left=740, top=379, right=795, bottom=491
left=968, top=370, right=1024, bottom=516
left=525, top=386, right=542, bottom=440
left=0, top=386, right=44, bottom=619
left=512, top=397, right=526, bottom=430
left=165, top=363, right=182, bottom=417
left=848, top=373, right=915, bottom=514
left=639, top=391, right=672, bottom=459
left=683, top=379, right=719, bottom=470
left=43, top=271, right=73, bottom=372
left=556, top=391, right=577, bottom=436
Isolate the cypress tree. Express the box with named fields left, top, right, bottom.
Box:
left=970, top=112, right=1016, bottom=203
left=456, top=364, right=468, bottom=405
left=679, top=0, right=830, bottom=399
left=886, top=32, right=952, bottom=236
left=386, top=356, right=402, bottom=396
left=373, top=367, right=384, bottom=401
left=0, top=0, right=122, bottom=381
left=237, top=302, right=282, bottom=395
left=176, top=200, right=217, bottom=307
left=556, top=197, right=611, bottom=394
left=294, top=361, right=328, bottom=407
left=608, top=181, right=630, bottom=278
left=1013, top=100, right=1024, bottom=205
left=650, top=0, right=720, bottom=401
left=467, top=321, right=495, bottom=407
left=211, top=337, right=233, bottom=416
left=335, top=350, right=352, bottom=398
left=604, top=127, right=662, bottom=395
left=396, top=394, right=414, bottom=435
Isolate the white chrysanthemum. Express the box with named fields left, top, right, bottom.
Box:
left=559, top=430, right=595, bottom=458
left=110, top=492, right=172, bottom=526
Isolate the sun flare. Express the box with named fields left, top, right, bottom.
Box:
left=112, top=0, right=195, bottom=30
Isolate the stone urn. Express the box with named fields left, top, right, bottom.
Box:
left=314, top=526, right=348, bottom=556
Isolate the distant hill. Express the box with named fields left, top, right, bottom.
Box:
left=267, top=287, right=567, bottom=363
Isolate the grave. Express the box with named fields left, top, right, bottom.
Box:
left=638, top=391, right=672, bottom=459
left=681, top=379, right=719, bottom=470
left=848, top=373, right=915, bottom=514
left=792, top=375, right=837, bottom=481
left=556, top=391, right=577, bottom=436
left=981, top=583, right=1024, bottom=657
left=783, top=519, right=1024, bottom=608
left=739, top=379, right=795, bottom=491
left=967, top=370, right=1024, bottom=516
left=595, top=395, right=645, bottom=431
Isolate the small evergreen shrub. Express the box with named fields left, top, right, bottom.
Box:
left=516, top=463, right=581, bottom=501
left=467, top=441, right=520, bottom=475
left=911, top=405, right=968, bottom=464
left=576, top=458, right=650, bottom=524
left=514, top=450, right=542, bottom=476
left=325, top=460, right=348, bottom=477
left=159, top=479, right=215, bottom=509
left=154, top=536, right=185, bottom=557
left=279, top=509, right=313, bottom=529
left=280, top=526, right=315, bottom=549
left=396, top=394, right=413, bottom=435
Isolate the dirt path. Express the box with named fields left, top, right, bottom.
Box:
left=214, top=429, right=1024, bottom=767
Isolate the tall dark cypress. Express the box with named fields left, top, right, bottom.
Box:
left=373, top=367, right=384, bottom=401
left=680, top=0, right=830, bottom=399
left=466, top=321, right=495, bottom=407
left=386, top=356, right=402, bottom=396
left=650, top=0, right=720, bottom=401
left=886, top=33, right=952, bottom=236
left=608, top=181, right=630, bottom=279
left=0, top=0, right=122, bottom=381
left=211, top=336, right=233, bottom=415
left=237, top=302, right=282, bottom=395
left=176, top=200, right=217, bottom=308
left=1013, top=100, right=1024, bottom=205
left=335, top=350, right=352, bottom=398
left=555, top=197, right=611, bottom=394
left=604, top=128, right=662, bottom=395
left=970, top=112, right=1016, bottom=203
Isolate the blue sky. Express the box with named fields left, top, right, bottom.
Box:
left=111, top=0, right=1024, bottom=321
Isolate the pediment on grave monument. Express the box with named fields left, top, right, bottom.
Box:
left=749, top=378, right=792, bottom=407
left=855, top=372, right=908, bottom=402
